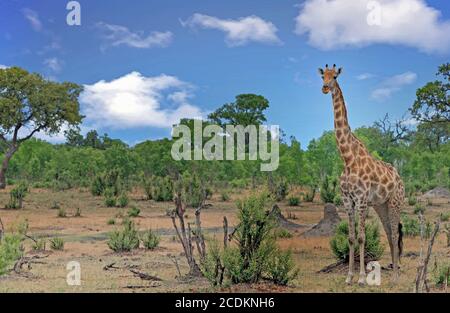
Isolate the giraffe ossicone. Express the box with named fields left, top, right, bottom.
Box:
left=318, top=65, right=405, bottom=285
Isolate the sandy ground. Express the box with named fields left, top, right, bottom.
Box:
left=0, top=187, right=449, bottom=293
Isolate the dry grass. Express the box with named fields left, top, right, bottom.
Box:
left=0, top=187, right=449, bottom=293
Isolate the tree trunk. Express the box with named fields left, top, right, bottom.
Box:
left=0, top=145, right=18, bottom=189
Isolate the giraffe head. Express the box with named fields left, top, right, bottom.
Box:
left=318, top=64, right=343, bottom=94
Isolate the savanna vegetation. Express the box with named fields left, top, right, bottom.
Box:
left=0, top=64, right=448, bottom=292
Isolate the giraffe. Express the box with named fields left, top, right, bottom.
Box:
left=318, top=64, right=405, bottom=285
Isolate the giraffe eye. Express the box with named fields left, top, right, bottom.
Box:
left=321, top=76, right=324, bottom=79
left=334, top=76, right=337, bottom=79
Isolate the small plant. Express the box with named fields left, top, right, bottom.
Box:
left=6, top=182, right=29, bottom=209
left=303, top=185, right=316, bottom=202
left=57, top=207, right=67, bottom=218
left=401, top=215, right=420, bottom=237
left=414, top=204, right=426, bottom=215
left=74, top=208, right=82, bottom=217
left=320, top=176, right=338, bottom=204
left=288, top=196, right=300, bottom=206
left=0, top=232, right=24, bottom=275
left=127, top=206, right=140, bottom=218
left=434, top=262, right=450, bottom=287
left=333, top=194, right=343, bottom=206
left=107, top=218, right=116, bottom=225
left=330, top=220, right=384, bottom=261
left=408, top=196, right=417, bottom=206
left=152, top=176, right=173, bottom=202
left=441, top=212, right=450, bottom=222
left=220, top=191, right=230, bottom=202
left=49, top=237, right=64, bottom=251
left=266, top=249, right=299, bottom=286
left=141, top=229, right=160, bottom=250
left=426, top=198, right=433, bottom=206
left=107, top=220, right=140, bottom=252
left=275, top=228, right=293, bottom=239
left=32, top=238, right=46, bottom=251
left=117, top=192, right=129, bottom=208
left=104, top=188, right=117, bottom=207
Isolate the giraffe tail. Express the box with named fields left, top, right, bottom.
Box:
left=398, top=223, right=403, bottom=258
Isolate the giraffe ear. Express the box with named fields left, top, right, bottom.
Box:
left=318, top=68, right=324, bottom=75
left=337, top=67, right=343, bottom=76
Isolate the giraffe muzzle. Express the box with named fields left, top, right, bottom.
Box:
left=322, top=86, right=330, bottom=94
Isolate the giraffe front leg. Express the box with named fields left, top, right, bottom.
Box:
left=357, top=202, right=368, bottom=286
left=344, top=197, right=355, bottom=285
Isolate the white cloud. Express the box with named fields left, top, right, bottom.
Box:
left=371, top=71, right=417, bottom=100
left=295, top=0, right=450, bottom=54
left=183, top=13, right=282, bottom=46
left=22, top=8, right=43, bottom=32
left=44, top=57, right=63, bottom=73
left=0, top=65, right=8, bottom=69
left=357, top=73, right=375, bottom=80
left=96, top=22, right=173, bottom=49
left=80, top=72, right=205, bottom=129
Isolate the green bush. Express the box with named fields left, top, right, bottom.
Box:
left=408, top=196, right=417, bottom=206
left=220, top=191, right=230, bottom=202
left=117, top=192, right=129, bottom=208
left=152, top=176, right=173, bottom=202
left=221, top=194, right=298, bottom=285
left=288, top=196, right=300, bottom=206
left=330, top=220, right=384, bottom=261
left=49, top=237, right=64, bottom=251
left=91, top=170, right=122, bottom=197
left=141, top=229, right=160, bottom=250
left=201, top=239, right=225, bottom=287
left=127, top=207, right=140, bottom=218
left=0, top=233, right=24, bottom=275
left=90, top=175, right=105, bottom=196
left=104, top=188, right=117, bottom=207
left=107, top=218, right=116, bottom=225
left=266, top=249, right=299, bottom=286
left=107, top=220, right=140, bottom=252
left=441, top=212, right=450, bottom=222
left=434, top=262, right=450, bottom=286
left=275, top=228, right=293, bottom=239
left=303, top=186, right=316, bottom=202
left=6, top=182, right=29, bottom=209
left=414, top=204, right=426, bottom=215
left=32, top=238, right=46, bottom=251
left=333, top=194, right=343, bottom=206
left=401, top=215, right=420, bottom=237
left=320, top=176, right=338, bottom=204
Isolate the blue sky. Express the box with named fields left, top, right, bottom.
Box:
left=0, top=0, right=449, bottom=147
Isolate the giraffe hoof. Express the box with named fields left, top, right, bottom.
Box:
left=358, top=276, right=366, bottom=286
left=345, top=275, right=353, bottom=285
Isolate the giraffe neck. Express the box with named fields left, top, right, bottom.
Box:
left=331, top=82, right=353, bottom=164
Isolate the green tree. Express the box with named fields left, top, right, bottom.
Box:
left=0, top=67, right=83, bottom=188
left=64, top=127, right=84, bottom=147
left=83, top=130, right=102, bottom=149
left=411, top=63, right=449, bottom=124
left=208, top=94, right=269, bottom=127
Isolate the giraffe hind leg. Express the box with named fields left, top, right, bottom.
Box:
left=373, top=204, right=394, bottom=267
